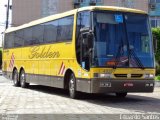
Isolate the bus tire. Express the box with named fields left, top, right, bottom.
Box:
left=116, top=92, right=127, bottom=98
left=20, top=70, right=29, bottom=88
left=13, top=69, right=20, bottom=87
left=69, top=73, right=78, bottom=99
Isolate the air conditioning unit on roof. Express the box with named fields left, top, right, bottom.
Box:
left=149, top=3, right=156, bottom=10
left=90, top=0, right=96, bottom=5
left=74, top=0, right=80, bottom=5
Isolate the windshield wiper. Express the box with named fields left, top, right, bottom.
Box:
left=113, top=14, right=144, bottom=69
left=129, top=49, right=144, bottom=69
left=123, top=14, right=144, bottom=69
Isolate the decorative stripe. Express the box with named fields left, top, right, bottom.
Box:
left=58, top=62, right=63, bottom=75
left=61, top=65, right=65, bottom=75
left=58, top=62, right=66, bottom=75
left=9, top=53, right=15, bottom=70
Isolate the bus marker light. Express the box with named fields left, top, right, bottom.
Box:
left=150, top=83, right=154, bottom=86
left=144, top=74, right=154, bottom=78
left=146, top=83, right=154, bottom=87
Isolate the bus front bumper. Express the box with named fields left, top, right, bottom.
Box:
left=90, top=79, right=154, bottom=93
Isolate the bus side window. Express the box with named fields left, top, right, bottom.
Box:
left=14, top=30, right=24, bottom=47
left=24, top=28, right=33, bottom=46
left=57, top=15, right=74, bottom=42
left=4, top=33, right=14, bottom=49
left=32, top=25, right=44, bottom=44
left=44, top=20, right=58, bottom=43
left=76, top=11, right=91, bottom=35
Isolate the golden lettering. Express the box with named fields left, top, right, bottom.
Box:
left=29, top=46, right=60, bottom=59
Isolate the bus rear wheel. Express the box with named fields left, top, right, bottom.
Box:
left=69, top=73, right=78, bottom=99
left=116, top=92, right=127, bottom=98
left=13, top=69, right=20, bottom=87
left=20, top=70, right=29, bottom=88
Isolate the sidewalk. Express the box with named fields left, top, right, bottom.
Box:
left=0, top=70, right=2, bottom=75
left=155, top=81, right=160, bottom=87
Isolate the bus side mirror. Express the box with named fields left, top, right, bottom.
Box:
left=80, top=27, right=90, bottom=33
left=87, top=31, right=93, bottom=49
left=80, top=27, right=93, bottom=49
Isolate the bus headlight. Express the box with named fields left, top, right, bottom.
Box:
left=94, top=73, right=112, bottom=78
left=144, top=74, right=154, bottom=79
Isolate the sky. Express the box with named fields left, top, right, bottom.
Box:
left=0, top=0, right=12, bottom=47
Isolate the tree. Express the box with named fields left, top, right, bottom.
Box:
left=152, top=28, right=160, bottom=75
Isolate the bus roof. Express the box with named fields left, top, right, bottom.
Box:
left=78, top=6, right=147, bottom=14
left=6, top=6, right=147, bottom=33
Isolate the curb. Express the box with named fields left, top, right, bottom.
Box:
left=155, top=81, right=160, bottom=87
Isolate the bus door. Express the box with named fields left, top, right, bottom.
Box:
left=76, top=11, right=92, bottom=72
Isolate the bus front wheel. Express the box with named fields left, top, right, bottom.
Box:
left=20, top=70, right=29, bottom=88
left=116, top=92, right=127, bottom=98
left=13, top=69, right=20, bottom=87
left=69, top=73, right=78, bottom=99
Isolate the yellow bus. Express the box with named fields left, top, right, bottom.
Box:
left=3, top=6, right=155, bottom=98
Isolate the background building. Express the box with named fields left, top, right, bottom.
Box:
left=149, top=0, right=160, bottom=27
left=12, top=0, right=73, bottom=26
left=74, top=0, right=148, bottom=12
left=12, top=0, right=149, bottom=27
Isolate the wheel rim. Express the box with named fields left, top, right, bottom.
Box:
left=20, top=72, right=25, bottom=86
left=69, top=75, right=75, bottom=96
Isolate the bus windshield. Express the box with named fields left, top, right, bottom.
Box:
left=92, top=11, right=154, bottom=68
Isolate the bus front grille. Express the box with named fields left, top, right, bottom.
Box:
left=114, top=74, right=143, bottom=78
left=131, top=74, right=143, bottom=78
left=114, top=74, right=127, bottom=78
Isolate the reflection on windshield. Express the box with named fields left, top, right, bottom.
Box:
left=93, top=12, right=154, bottom=68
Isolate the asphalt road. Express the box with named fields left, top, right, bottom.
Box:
left=0, top=75, right=160, bottom=120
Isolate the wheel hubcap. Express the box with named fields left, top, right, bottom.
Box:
left=69, top=77, right=75, bottom=94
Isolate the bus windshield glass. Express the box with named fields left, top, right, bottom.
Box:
left=92, top=11, right=154, bottom=68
